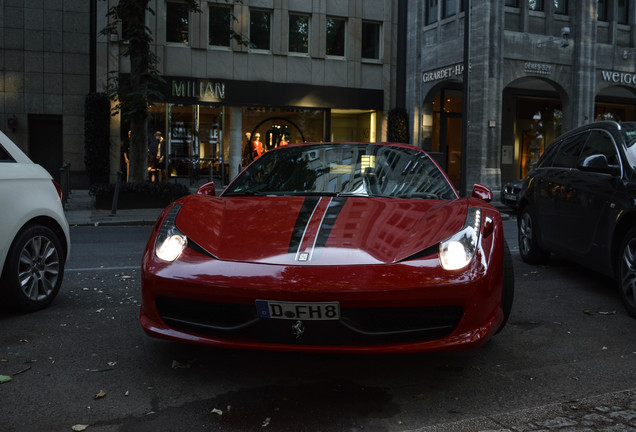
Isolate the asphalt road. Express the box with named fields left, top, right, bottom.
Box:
left=1, top=219, right=636, bottom=432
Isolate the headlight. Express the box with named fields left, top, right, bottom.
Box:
left=155, top=204, right=187, bottom=262
left=439, top=208, right=481, bottom=270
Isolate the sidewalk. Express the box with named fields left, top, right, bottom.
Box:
left=65, top=206, right=164, bottom=227
left=63, top=189, right=164, bottom=227
left=415, top=388, right=636, bottom=432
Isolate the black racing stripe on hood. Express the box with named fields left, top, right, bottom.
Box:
left=314, top=197, right=347, bottom=249
left=288, top=196, right=321, bottom=253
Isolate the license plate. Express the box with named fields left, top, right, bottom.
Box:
left=255, top=300, right=340, bottom=320
left=504, top=193, right=517, bottom=201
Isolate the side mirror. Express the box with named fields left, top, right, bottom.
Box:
left=471, top=184, right=493, bottom=202
left=196, top=181, right=216, bottom=196
left=577, top=154, right=620, bottom=176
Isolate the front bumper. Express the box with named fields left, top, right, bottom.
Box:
left=140, top=243, right=504, bottom=353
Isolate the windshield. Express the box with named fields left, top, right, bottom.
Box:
left=223, top=143, right=457, bottom=200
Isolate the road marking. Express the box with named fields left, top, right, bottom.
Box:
left=66, top=265, right=140, bottom=272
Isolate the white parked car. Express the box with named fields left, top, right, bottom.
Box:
left=0, top=130, right=70, bottom=312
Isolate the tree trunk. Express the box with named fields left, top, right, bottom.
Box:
left=123, top=0, right=150, bottom=183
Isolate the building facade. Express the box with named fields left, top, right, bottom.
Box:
left=406, top=0, right=636, bottom=194
left=96, top=0, right=398, bottom=186
left=0, top=0, right=92, bottom=186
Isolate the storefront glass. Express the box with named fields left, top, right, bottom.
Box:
left=241, top=107, right=325, bottom=164
left=515, top=96, right=562, bottom=178
left=595, top=101, right=636, bottom=122
left=429, top=88, right=463, bottom=188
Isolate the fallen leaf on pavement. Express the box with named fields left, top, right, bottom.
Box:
left=0, top=375, right=12, bottom=384
left=94, top=390, right=106, bottom=400
left=72, top=425, right=89, bottom=431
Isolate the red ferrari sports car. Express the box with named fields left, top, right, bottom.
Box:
left=141, top=142, right=513, bottom=353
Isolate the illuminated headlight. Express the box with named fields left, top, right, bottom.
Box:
left=155, top=204, right=187, bottom=262
left=439, top=208, right=482, bottom=270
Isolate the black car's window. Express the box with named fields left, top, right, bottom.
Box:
left=579, top=130, right=620, bottom=166
left=551, top=132, right=587, bottom=168
left=224, top=144, right=458, bottom=200
left=620, top=125, right=636, bottom=168
left=536, top=140, right=560, bottom=168
left=0, top=144, right=15, bottom=162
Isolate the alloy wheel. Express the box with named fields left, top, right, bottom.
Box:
left=620, top=236, right=636, bottom=312
left=519, top=212, right=533, bottom=258
left=18, top=235, right=60, bottom=302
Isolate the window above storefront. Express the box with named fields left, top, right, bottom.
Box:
left=289, top=14, right=310, bottom=54
left=209, top=4, right=232, bottom=47
left=326, top=17, right=346, bottom=57
left=362, top=21, right=381, bottom=61
left=250, top=9, right=272, bottom=51
left=166, top=2, right=190, bottom=44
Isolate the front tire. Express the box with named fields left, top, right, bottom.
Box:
left=618, top=227, right=636, bottom=318
left=496, top=240, right=515, bottom=334
left=1, top=225, right=65, bottom=312
left=518, top=205, right=548, bottom=264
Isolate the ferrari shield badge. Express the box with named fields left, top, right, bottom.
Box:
left=292, top=320, right=304, bottom=338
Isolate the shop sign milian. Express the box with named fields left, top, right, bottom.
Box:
left=171, top=79, right=226, bottom=102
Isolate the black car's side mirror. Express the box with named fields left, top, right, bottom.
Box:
left=577, top=154, right=621, bottom=176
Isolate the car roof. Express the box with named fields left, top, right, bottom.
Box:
left=562, top=121, right=636, bottom=138
left=0, top=129, right=33, bottom=164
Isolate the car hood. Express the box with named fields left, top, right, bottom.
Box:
left=175, top=195, right=468, bottom=265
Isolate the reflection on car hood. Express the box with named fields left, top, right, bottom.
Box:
left=176, top=195, right=468, bottom=265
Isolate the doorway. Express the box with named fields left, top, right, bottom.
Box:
left=28, top=114, right=63, bottom=183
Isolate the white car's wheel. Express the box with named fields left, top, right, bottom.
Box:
left=1, top=225, right=64, bottom=312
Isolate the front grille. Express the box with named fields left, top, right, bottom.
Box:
left=156, top=297, right=463, bottom=346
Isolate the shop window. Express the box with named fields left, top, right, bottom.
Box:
left=443, top=0, right=456, bottom=18
left=166, top=2, right=190, bottom=44
left=250, top=9, right=271, bottom=50
left=529, top=0, right=544, bottom=11
left=326, top=17, right=346, bottom=57
left=242, top=107, right=325, bottom=164
left=598, top=0, right=608, bottom=21
left=209, top=4, right=232, bottom=47
left=554, top=0, right=567, bottom=14
left=361, top=21, right=381, bottom=60
left=618, top=0, right=629, bottom=24
left=426, top=0, right=438, bottom=25
left=505, top=0, right=519, bottom=6
left=165, top=104, right=224, bottom=182
left=289, top=14, right=310, bottom=54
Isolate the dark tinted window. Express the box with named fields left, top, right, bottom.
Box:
left=579, top=130, right=620, bottom=166
left=209, top=5, right=232, bottom=47
left=552, top=133, right=587, bottom=168
left=326, top=17, right=346, bottom=56
left=166, top=2, right=190, bottom=44
left=361, top=21, right=381, bottom=60
left=0, top=144, right=14, bottom=162
left=250, top=9, right=271, bottom=50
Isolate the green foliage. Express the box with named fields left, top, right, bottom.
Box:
left=387, top=108, right=410, bottom=144
left=84, top=93, right=111, bottom=184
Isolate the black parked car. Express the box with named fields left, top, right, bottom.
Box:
left=517, top=121, right=636, bottom=317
